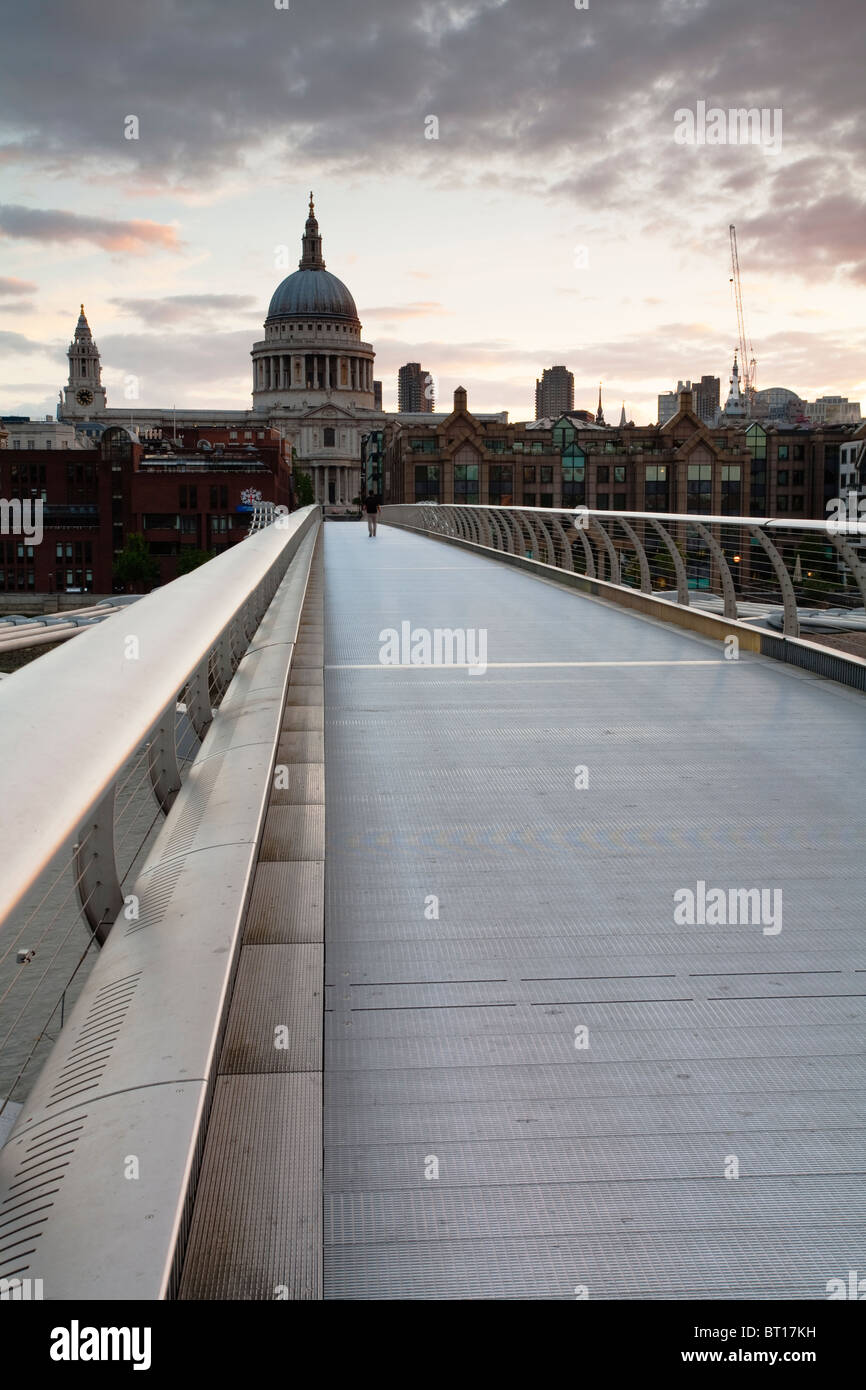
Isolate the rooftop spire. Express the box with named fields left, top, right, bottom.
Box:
left=596, top=381, right=605, bottom=426
left=619, top=401, right=627, bottom=428
left=723, top=349, right=747, bottom=418
left=299, top=192, right=326, bottom=270
left=74, top=303, right=93, bottom=342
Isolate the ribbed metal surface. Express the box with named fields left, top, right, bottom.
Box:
left=323, top=521, right=866, bottom=1300
left=221, top=944, right=323, bottom=1073
left=261, top=805, right=325, bottom=860
left=761, top=631, right=866, bottom=691
left=245, top=862, right=324, bottom=944
left=177, top=1073, right=322, bottom=1300
left=178, top=537, right=324, bottom=1301
left=270, top=763, right=325, bottom=806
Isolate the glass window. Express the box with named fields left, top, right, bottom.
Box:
left=721, top=465, right=741, bottom=514
left=597, top=466, right=609, bottom=483
left=597, top=492, right=610, bottom=509
left=791, top=495, right=804, bottom=511
left=489, top=465, right=513, bottom=506
left=324, top=428, right=336, bottom=447
left=687, top=463, right=712, bottom=514
left=453, top=463, right=479, bottom=504
left=562, top=457, right=586, bottom=507
left=540, top=466, right=553, bottom=484
left=777, top=470, right=788, bottom=486
left=746, top=423, right=767, bottom=460
left=776, top=495, right=789, bottom=511
left=523, top=465, right=536, bottom=484
left=414, top=464, right=440, bottom=501
left=777, top=445, right=789, bottom=461
left=614, top=466, right=626, bottom=483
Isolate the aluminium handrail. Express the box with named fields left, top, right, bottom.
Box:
left=381, top=503, right=866, bottom=643
left=0, top=505, right=317, bottom=936
left=386, top=502, right=866, bottom=534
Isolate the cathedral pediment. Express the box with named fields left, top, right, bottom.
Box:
left=298, top=402, right=360, bottom=421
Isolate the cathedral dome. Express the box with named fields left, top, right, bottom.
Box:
left=265, top=195, right=359, bottom=326
left=267, top=268, right=358, bottom=323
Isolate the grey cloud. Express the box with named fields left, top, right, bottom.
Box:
left=0, top=205, right=181, bottom=253
left=0, top=276, right=37, bottom=297
left=360, top=302, right=450, bottom=319
left=97, top=329, right=254, bottom=400
left=0, top=0, right=861, bottom=191
left=740, top=192, right=866, bottom=284
left=0, top=330, right=59, bottom=356
left=109, top=294, right=260, bottom=325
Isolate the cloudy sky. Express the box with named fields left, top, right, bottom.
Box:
left=1, top=0, right=864, bottom=424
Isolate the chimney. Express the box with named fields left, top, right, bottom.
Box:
left=453, top=385, right=467, bottom=413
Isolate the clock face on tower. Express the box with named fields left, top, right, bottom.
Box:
left=76, top=389, right=94, bottom=406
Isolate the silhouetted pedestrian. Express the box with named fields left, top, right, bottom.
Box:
left=365, top=492, right=380, bottom=537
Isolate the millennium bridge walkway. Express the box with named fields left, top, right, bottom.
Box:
left=0, top=505, right=864, bottom=1300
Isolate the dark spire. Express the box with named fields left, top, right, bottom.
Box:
left=596, top=381, right=605, bottom=426
left=299, top=192, right=326, bottom=270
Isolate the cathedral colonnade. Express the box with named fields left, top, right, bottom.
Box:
left=255, top=355, right=373, bottom=393
left=312, top=464, right=358, bottom=507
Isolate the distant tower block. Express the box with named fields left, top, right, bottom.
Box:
left=398, top=362, right=434, bottom=412
left=535, top=365, right=574, bottom=420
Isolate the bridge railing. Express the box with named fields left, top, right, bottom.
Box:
left=0, top=505, right=318, bottom=1112
left=0, top=506, right=321, bottom=1298
left=382, top=504, right=866, bottom=643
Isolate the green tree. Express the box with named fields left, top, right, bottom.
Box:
left=294, top=470, right=315, bottom=506
left=113, top=533, right=160, bottom=592
left=176, top=548, right=215, bottom=576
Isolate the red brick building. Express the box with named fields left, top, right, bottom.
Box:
left=0, top=424, right=293, bottom=595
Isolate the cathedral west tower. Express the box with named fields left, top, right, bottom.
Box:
left=62, top=305, right=107, bottom=418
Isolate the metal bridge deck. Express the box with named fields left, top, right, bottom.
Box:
left=323, top=520, right=866, bottom=1300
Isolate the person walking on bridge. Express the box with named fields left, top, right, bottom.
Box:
left=364, top=491, right=381, bottom=538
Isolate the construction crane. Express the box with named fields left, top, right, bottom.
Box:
left=729, top=223, right=757, bottom=413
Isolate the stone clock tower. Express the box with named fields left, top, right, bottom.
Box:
left=62, top=305, right=107, bottom=417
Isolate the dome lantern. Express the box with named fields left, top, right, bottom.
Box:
left=265, top=196, right=360, bottom=326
